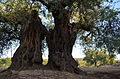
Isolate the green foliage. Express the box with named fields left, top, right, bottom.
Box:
left=0, top=57, right=11, bottom=67
left=0, top=0, right=32, bottom=25
left=116, top=60, right=120, bottom=63
left=94, top=6, right=120, bottom=54
left=75, top=58, right=86, bottom=67
left=83, top=49, right=116, bottom=66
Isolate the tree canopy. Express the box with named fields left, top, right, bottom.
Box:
left=0, top=0, right=119, bottom=55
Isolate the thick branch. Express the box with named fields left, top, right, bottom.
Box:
left=36, top=0, right=67, bottom=9
left=75, top=23, right=92, bottom=31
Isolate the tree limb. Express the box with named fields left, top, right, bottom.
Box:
left=75, top=23, right=92, bottom=31
left=35, top=0, right=49, bottom=8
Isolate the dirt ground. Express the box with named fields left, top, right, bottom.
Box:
left=0, top=65, right=120, bottom=79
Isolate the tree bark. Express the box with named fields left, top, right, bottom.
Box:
left=9, top=11, right=46, bottom=70
left=46, top=9, right=85, bottom=74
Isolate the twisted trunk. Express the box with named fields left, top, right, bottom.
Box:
left=46, top=10, right=84, bottom=74
left=9, top=14, right=46, bottom=70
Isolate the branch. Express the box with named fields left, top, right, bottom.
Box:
left=75, top=23, right=92, bottom=31
left=35, top=0, right=49, bottom=8
left=36, top=0, right=66, bottom=9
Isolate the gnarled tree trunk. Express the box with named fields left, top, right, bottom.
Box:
left=9, top=10, right=46, bottom=70
left=46, top=9, right=84, bottom=74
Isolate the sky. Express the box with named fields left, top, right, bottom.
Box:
left=112, top=0, right=120, bottom=9
left=1, top=0, right=120, bottom=60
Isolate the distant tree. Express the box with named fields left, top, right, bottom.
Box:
left=84, top=49, right=116, bottom=66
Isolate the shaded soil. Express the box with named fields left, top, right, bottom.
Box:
left=81, top=66, right=120, bottom=79
left=0, top=65, right=120, bottom=79
left=0, top=69, right=97, bottom=79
